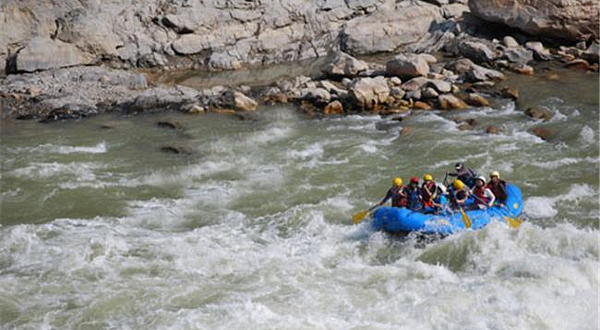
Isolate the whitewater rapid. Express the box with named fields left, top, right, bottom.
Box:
left=1, top=75, right=599, bottom=330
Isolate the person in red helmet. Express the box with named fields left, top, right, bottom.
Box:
left=405, top=177, right=422, bottom=211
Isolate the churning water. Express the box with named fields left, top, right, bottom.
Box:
left=1, top=68, right=598, bottom=330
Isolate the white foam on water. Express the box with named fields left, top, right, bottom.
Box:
left=245, top=126, right=293, bottom=145
left=532, top=156, right=598, bottom=169
left=56, top=141, right=108, bottom=154
left=2, top=204, right=598, bottom=330
left=287, top=143, right=324, bottom=160
left=7, top=142, right=108, bottom=155
left=524, top=184, right=597, bottom=219
left=358, top=142, right=378, bottom=153
left=579, top=125, right=595, bottom=144
left=8, top=161, right=105, bottom=180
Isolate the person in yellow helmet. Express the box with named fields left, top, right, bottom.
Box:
left=449, top=179, right=469, bottom=209
left=420, top=173, right=437, bottom=208
left=378, top=177, right=407, bottom=207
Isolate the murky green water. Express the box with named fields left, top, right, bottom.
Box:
left=0, top=67, right=598, bottom=330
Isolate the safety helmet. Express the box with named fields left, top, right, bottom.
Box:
left=453, top=179, right=465, bottom=190
left=393, top=177, right=403, bottom=187
left=490, top=171, right=500, bottom=179
left=455, top=162, right=464, bottom=170
left=423, top=174, right=433, bottom=181
left=410, top=177, right=419, bottom=184
left=437, top=183, right=447, bottom=194
left=476, top=176, right=486, bottom=183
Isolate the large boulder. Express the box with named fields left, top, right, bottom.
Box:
left=469, top=0, right=599, bottom=42
left=386, top=54, right=431, bottom=77
left=438, top=94, right=468, bottom=110
left=457, top=40, right=497, bottom=63
left=321, top=51, right=369, bottom=78
left=446, top=58, right=505, bottom=82
left=348, top=76, right=391, bottom=110
left=14, top=37, right=94, bottom=72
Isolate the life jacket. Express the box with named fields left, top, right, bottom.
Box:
left=404, top=186, right=421, bottom=210
left=391, top=186, right=407, bottom=207
left=458, top=168, right=476, bottom=188
left=449, top=188, right=467, bottom=208
left=473, top=186, right=489, bottom=205
left=421, top=181, right=437, bottom=207
left=486, top=180, right=507, bottom=201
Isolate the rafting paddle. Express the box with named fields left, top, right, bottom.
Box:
left=451, top=189, right=472, bottom=229
left=352, top=205, right=379, bottom=224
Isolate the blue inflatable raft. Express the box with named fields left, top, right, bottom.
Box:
left=371, top=184, right=524, bottom=235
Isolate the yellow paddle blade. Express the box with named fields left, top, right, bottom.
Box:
left=460, top=208, right=472, bottom=228
left=504, top=216, right=523, bottom=228
left=352, top=209, right=369, bottom=224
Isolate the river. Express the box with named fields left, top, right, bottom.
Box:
left=1, top=66, right=598, bottom=329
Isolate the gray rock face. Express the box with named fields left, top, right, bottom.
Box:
left=15, top=37, right=94, bottom=72
left=469, top=0, right=599, bottom=42
left=1, top=0, right=444, bottom=74
left=341, top=1, right=443, bottom=55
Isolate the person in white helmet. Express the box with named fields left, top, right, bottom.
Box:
left=486, top=171, right=507, bottom=206
left=430, top=183, right=449, bottom=214
left=472, top=176, right=495, bottom=209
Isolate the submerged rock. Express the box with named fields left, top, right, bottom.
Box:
left=532, top=126, right=553, bottom=141
left=525, top=107, right=552, bottom=121
left=160, top=145, right=193, bottom=155
left=486, top=125, right=501, bottom=134
left=157, top=120, right=183, bottom=130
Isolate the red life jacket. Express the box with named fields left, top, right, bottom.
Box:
left=486, top=180, right=507, bottom=201
left=473, top=186, right=489, bottom=205
left=421, top=182, right=437, bottom=206
left=391, top=186, right=408, bottom=207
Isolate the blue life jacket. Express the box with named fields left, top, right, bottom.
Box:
left=406, top=187, right=421, bottom=211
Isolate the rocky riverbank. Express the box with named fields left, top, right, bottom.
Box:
left=1, top=0, right=598, bottom=124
